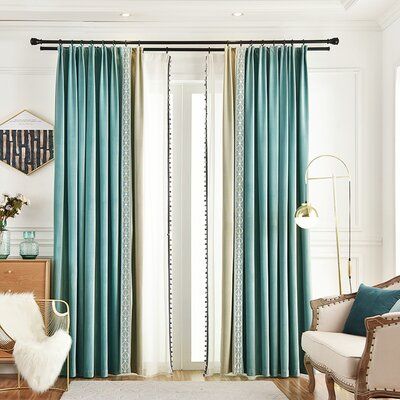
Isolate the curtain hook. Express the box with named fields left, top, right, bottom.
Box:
left=208, top=46, right=211, bottom=54
left=138, top=40, right=141, bottom=48
left=113, top=40, right=116, bottom=47
left=239, top=40, right=242, bottom=47
left=166, top=46, right=169, bottom=54
left=125, top=40, right=127, bottom=47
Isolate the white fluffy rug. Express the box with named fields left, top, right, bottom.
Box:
left=61, top=381, right=287, bottom=399
left=0, top=293, right=71, bottom=393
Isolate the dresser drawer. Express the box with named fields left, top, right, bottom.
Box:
left=0, top=260, right=50, bottom=299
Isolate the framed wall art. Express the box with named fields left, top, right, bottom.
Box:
left=0, top=110, right=54, bottom=175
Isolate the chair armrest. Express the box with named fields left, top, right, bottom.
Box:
left=0, top=324, right=15, bottom=353
left=36, top=299, right=70, bottom=335
left=357, top=313, right=400, bottom=394
left=310, top=293, right=356, bottom=331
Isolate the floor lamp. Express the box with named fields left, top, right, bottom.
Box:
left=294, top=154, right=352, bottom=295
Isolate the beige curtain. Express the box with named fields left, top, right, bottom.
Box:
left=221, top=47, right=236, bottom=374
left=132, top=50, right=171, bottom=376
left=132, top=48, right=143, bottom=373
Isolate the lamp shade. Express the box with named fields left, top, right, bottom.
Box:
left=294, top=202, right=319, bottom=229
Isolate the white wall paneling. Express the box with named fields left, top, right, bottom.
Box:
left=0, top=64, right=55, bottom=258
left=382, top=17, right=400, bottom=278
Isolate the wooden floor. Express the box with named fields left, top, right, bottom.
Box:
left=0, top=371, right=354, bottom=399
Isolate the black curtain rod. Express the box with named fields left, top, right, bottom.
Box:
left=31, top=37, right=339, bottom=47
left=39, top=46, right=331, bottom=52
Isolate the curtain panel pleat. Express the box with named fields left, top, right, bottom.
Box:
left=220, top=47, right=236, bottom=375
left=54, top=45, right=127, bottom=378
left=131, top=52, right=172, bottom=376
left=241, top=45, right=311, bottom=378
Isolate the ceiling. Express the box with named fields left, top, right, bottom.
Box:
left=0, top=0, right=399, bottom=30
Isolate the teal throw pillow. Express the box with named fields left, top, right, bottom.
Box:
left=343, top=283, right=400, bottom=336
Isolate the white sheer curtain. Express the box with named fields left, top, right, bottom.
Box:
left=207, top=53, right=224, bottom=375
left=134, top=52, right=171, bottom=376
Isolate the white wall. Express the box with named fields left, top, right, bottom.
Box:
left=382, top=19, right=400, bottom=279
left=0, top=24, right=383, bottom=297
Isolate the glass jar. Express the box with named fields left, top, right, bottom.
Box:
left=19, top=231, right=39, bottom=259
left=0, top=228, right=10, bottom=259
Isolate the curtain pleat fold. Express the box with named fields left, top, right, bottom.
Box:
left=54, top=45, right=123, bottom=378
left=131, top=52, right=171, bottom=376
left=241, top=45, right=311, bottom=377
left=221, top=47, right=236, bottom=375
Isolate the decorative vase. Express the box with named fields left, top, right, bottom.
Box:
left=19, top=231, right=39, bottom=259
left=0, top=221, right=10, bottom=260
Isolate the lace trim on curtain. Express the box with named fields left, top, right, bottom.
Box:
left=167, top=54, right=174, bottom=371
left=233, top=46, right=246, bottom=375
left=204, top=54, right=210, bottom=376
left=120, top=46, right=133, bottom=374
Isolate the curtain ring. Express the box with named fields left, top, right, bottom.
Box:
left=138, top=40, right=141, bottom=48
left=125, top=40, right=127, bottom=47
left=302, top=39, right=305, bottom=46
left=80, top=40, right=83, bottom=47
left=208, top=46, right=211, bottom=54
left=272, top=40, right=275, bottom=47
left=58, top=39, right=62, bottom=47
left=166, top=46, right=169, bottom=54
left=239, top=41, right=242, bottom=47
left=113, top=40, right=116, bottom=47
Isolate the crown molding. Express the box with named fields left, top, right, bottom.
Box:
left=0, top=20, right=380, bottom=33
left=379, top=1, right=400, bottom=30
left=340, top=0, right=359, bottom=11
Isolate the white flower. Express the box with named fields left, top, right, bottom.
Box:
left=17, top=194, right=28, bottom=203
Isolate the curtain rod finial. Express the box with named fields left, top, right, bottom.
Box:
left=330, top=37, right=339, bottom=45
left=30, top=38, right=40, bottom=46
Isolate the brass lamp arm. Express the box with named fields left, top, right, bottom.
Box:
left=303, top=154, right=353, bottom=294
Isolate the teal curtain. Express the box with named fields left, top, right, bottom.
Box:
left=54, top=45, right=122, bottom=378
left=243, top=45, right=311, bottom=377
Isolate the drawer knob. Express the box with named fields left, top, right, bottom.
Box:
left=7, top=270, right=12, bottom=274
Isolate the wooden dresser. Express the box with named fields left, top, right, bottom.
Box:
left=0, top=258, right=51, bottom=363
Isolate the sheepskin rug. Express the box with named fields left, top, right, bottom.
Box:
left=0, top=293, right=71, bottom=393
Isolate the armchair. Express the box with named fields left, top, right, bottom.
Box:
left=302, top=275, right=400, bottom=400
left=0, top=298, right=70, bottom=393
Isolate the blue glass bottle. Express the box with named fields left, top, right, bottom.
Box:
left=0, top=224, right=10, bottom=259
left=20, top=231, right=39, bottom=259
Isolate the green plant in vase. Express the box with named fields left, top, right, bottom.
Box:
left=0, top=194, right=30, bottom=259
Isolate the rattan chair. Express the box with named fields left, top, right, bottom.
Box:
left=0, top=298, right=70, bottom=393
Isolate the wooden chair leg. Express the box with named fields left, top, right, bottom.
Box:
left=325, top=374, right=336, bottom=400
left=304, top=355, right=315, bottom=393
